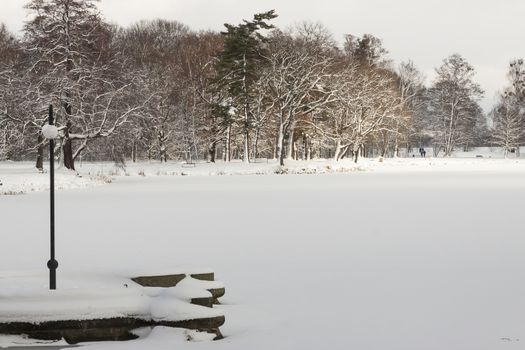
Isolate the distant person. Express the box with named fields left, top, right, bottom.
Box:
left=422, top=149, right=426, bottom=158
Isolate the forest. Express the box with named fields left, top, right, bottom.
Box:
left=0, top=0, right=524, bottom=170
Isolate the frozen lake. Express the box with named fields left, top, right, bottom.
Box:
left=1, top=167, right=525, bottom=349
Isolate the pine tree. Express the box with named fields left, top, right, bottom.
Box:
left=214, top=10, right=277, bottom=163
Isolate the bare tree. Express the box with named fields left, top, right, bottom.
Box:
left=427, top=54, right=484, bottom=156
left=116, top=20, right=192, bottom=162
left=393, top=61, right=425, bottom=156
left=21, top=0, right=145, bottom=169
left=265, top=28, right=337, bottom=165
left=492, top=59, right=525, bottom=157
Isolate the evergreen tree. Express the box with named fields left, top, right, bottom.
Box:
left=214, top=10, right=277, bottom=163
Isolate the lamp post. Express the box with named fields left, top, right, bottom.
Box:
left=42, top=105, right=59, bottom=290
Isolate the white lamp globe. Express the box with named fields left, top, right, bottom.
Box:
left=42, top=125, right=59, bottom=139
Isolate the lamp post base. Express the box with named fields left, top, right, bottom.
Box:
left=47, top=259, right=59, bottom=290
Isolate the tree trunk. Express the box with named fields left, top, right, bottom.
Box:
left=36, top=132, right=44, bottom=171
left=334, top=139, right=343, bottom=161
left=252, top=128, right=260, bottom=160
left=208, top=141, right=217, bottom=163
left=276, top=123, right=285, bottom=163
left=279, top=145, right=285, bottom=166
left=242, top=126, right=250, bottom=163
left=273, top=127, right=280, bottom=160
left=285, top=124, right=295, bottom=160
left=63, top=137, right=74, bottom=170
left=433, top=145, right=440, bottom=157
left=158, top=131, right=167, bottom=162
left=62, top=101, right=75, bottom=170
left=353, top=142, right=361, bottom=163
left=303, top=135, right=308, bottom=160
left=225, top=124, right=231, bottom=162
left=160, top=146, right=167, bottom=162
left=2, top=126, right=10, bottom=160
left=342, top=146, right=350, bottom=159
left=132, top=139, right=137, bottom=163
left=444, top=144, right=452, bottom=157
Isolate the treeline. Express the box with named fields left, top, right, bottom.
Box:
left=0, top=0, right=524, bottom=170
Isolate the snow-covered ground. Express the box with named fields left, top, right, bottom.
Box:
left=0, top=162, right=111, bottom=195
left=0, top=270, right=223, bottom=324
left=1, top=158, right=525, bottom=349
left=3, top=152, right=525, bottom=195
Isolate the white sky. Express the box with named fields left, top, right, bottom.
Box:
left=2, top=0, right=525, bottom=111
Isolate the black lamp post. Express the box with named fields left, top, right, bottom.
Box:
left=43, top=105, right=58, bottom=290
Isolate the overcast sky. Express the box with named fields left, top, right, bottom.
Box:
left=2, top=0, right=525, bottom=111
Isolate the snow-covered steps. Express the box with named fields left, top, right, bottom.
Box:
left=131, top=270, right=226, bottom=304
left=0, top=270, right=226, bottom=344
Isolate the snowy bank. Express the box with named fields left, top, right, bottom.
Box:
left=0, top=270, right=225, bottom=345
left=5, top=156, right=525, bottom=195
left=0, top=162, right=110, bottom=195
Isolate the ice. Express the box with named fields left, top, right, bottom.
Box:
left=1, top=157, right=525, bottom=349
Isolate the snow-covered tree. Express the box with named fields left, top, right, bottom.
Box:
left=330, top=67, right=400, bottom=162
left=117, top=20, right=191, bottom=162
left=4, top=5, right=518, bottom=164
left=23, top=0, right=144, bottom=170
left=492, top=95, right=522, bottom=157
left=265, top=27, right=338, bottom=165
left=427, top=54, right=484, bottom=156
left=491, top=59, right=525, bottom=157
left=394, top=61, right=425, bottom=155
left=214, top=10, right=277, bottom=163
left=344, top=34, right=390, bottom=68
left=0, top=24, right=23, bottom=161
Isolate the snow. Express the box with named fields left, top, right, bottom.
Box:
left=172, top=277, right=224, bottom=300
left=0, top=334, right=68, bottom=347
left=4, top=147, right=525, bottom=196
left=0, top=271, right=223, bottom=324
left=0, top=162, right=110, bottom=195
left=150, top=293, right=222, bottom=322
left=1, top=156, right=525, bottom=349
left=82, top=327, right=216, bottom=350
